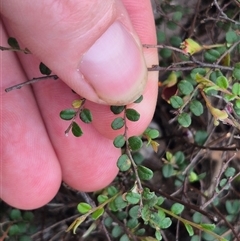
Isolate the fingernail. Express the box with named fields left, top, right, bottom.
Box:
left=79, top=21, right=147, bottom=105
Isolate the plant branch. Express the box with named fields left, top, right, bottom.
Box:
left=213, top=0, right=240, bottom=25
left=5, top=75, right=58, bottom=92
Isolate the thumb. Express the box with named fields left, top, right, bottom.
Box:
left=1, top=0, right=147, bottom=105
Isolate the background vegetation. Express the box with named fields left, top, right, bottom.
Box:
left=1, top=0, right=240, bottom=240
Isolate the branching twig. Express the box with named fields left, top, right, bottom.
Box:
left=213, top=0, right=240, bottom=25
left=0, top=46, right=31, bottom=54
left=201, top=159, right=240, bottom=209
left=5, top=75, right=58, bottom=92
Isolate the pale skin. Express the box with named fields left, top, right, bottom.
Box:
left=0, top=0, right=158, bottom=209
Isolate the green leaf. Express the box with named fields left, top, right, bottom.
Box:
left=120, top=234, right=130, bottom=241
left=129, top=205, right=140, bottom=219
left=97, top=195, right=108, bottom=204
left=128, top=136, right=143, bottom=151
left=104, top=217, right=113, bottom=228
left=160, top=217, right=172, bottom=229
left=170, top=36, right=182, bottom=47
left=127, top=218, right=139, bottom=229
left=71, top=122, right=83, bottom=137
left=8, top=37, right=20, bottom=49
left=60, top=109, right=76, bottom=120
left=232, top=83, right=240, bottom=95
left=171, top=203, right=184, bottom=215
left=226, top=200, right=240, bottom=214
left=174, top=151, right=185, bottom=165
left=117, top=154, right=131, bottom=171
left=216, top=76, right=229, bottom=89
left=113, top=195, right=128, bottom=210
left=178, top=80, right=194, bottom=95
left=19, top=235, right=31, bottom=241
left=39, top=62, right=52, bottom=75
left=185, top=223, right=194, bottom=236
left=134, top=95, right=143, bottom=103
left=111, top=117, right=125, bottom=130
left=157, top=30, right=166, bottom=43
left=204, top=49, right=221, bottom=62
left=235, top=99, right=240, bottom=108
left=172, top=11, right=183, bottom=21
left=113, top=135, right=125, bottom=148
left=22, top=211, right=34, bottom=222
left=167, top=21, right=177, bottom=30
left=194, top=130, right=208, bottom=145
left=141, top=205, right=151, bottom=222
left=126, top=108, right=140, bottom=121
left=77, top=202, right=92, bottom=214
left=125, top=192, right=141, bottom=204
left=157, top=196, right=165, bottom=205
left=160, top=48, right=172, bottom=58
left=191, top=68, right=206, bottom=80
left=189, top=100, right=204, bottom=116
left=91, top=207, right=104, bottom=220
left=224, top=167, right=236, bottom=177
left=193, top=212, right=202, bottom=223
left=166, top=151, right=173, bottom=161
left=8, top=224, right=20, bottom=236
left=135, top=228, right=145, bottom=236
left=188, top=171, right=199, bottom=182
left=226, top=30, right=238, bottom=44
left=112, top=225, right=123, bottom=238
left=142, top=188, right=156, bottom=200
left=170, top=96, right=184, bottom=109
left=155, top=230, right=162, bottom=240
left=178, top=112, right=191, bottom=127
left=200, top=223, right=215, bottom=231
left=10, top=209, right=22, bottom=221
left=137, top=165, right=153, bottom=180
left=144, top=128, right=160, bottom=139
left=162, top=164, right=174, bottom=178
left=80, top=109, right=92, bottom=123
left=107, top=186, right=118, bottom=196
left=132, top=152, right=144, bottom=165
left=233, top=63, right=240, bottom=80
left=110, top=106, right=125, bottom=114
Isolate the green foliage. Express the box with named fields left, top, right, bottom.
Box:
left=39, top=62, right=52, bottom=75
left=3, top=2, right=240, bottom=241
left=60, top=109, right=76, bottom=120
left=111, top=117, right=125, bottom=130
left=8, top=37, right=20, bottom=49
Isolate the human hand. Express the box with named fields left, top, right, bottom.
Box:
left=1, top=0, right=158, bottom=209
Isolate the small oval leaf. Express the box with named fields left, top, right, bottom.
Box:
left=8, top=37, right=20, bottom=49
left=39, top=62, right=52, bottom=75
left=170, top=96, right=184, bottom=109
left=216, top=76, right=229, bottom=89
left=128, top=136, right=143, bottom=151
left=126, top=109, right=140, bottom=121
left=60, top=109, right=76, bottom=120
left=111, top=117, right=125, bottom=130
left=80, top=109, right=92, bottom=123
left=178, top=112, right=191, bottom=127
left=72, top=122, right=83, bottom=137
left=110, top=106, right=125, bottom=114
left=189, top=100, right=204, bottom=116
left=178, top=80, right=194, bottom=96
left=137, top=165, right=153, bottom=180
left=77, top=202, right=92, bottom=214
left=185, top=223, right=194, bottom=236
left=117, top=154, right=131, bottom=171
left=113, top=135, right=125, bottom=148
left=91, top=207, right=104, bottom=220
left=134, top=95, right=143, bottom=103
